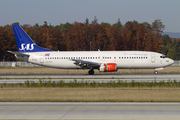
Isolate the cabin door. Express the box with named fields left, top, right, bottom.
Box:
left=40, top=55, right=44, bottom=63
left=151, top=54, right=155, bottom=63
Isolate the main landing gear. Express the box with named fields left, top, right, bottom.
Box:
left=88, top=69, right=94, bottom=75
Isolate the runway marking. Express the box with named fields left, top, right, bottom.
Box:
left=0, top=118, right=180, bottom=120
left=1, top=106, right=180, bottom=108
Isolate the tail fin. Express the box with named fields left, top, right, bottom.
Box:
left=12, top=24, right=52, bottom=52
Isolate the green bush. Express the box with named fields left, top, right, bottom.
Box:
left=21, top=79, right=180, bottom=88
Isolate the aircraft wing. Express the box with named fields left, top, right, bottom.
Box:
left=71, top=59, right=100, bottom=69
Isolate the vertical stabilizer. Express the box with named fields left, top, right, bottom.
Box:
left=12, top=24, right=52, bottom=52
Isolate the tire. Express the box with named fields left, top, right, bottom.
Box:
left=88, top=69, right=94, bottom=75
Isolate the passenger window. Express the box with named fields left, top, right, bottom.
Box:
left=114, top=57, right=116, bottom=59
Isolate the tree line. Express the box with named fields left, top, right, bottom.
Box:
left=0, top=18, right=179, bottom=61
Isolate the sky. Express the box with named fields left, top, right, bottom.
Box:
left=0, top=0, right=180, bottom=32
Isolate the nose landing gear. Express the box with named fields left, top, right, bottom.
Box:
left=88, top=69, right=94, bottom=75
left=154, top=68, right=163, bottom=75
left=154, top=71, right=158, bottom=75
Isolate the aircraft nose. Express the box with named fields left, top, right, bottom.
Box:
left=169, top=59, right=174, bottom=65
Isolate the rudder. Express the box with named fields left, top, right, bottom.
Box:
left=12, top=24, right=52, bottom=52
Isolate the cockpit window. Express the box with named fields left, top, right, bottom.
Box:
left=160, top=55, right=167, bottom=59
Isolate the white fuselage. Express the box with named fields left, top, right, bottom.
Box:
left=17, top=51, right=174, bottom=70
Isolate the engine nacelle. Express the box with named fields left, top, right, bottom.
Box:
left=99, top=63, right=118, bottom=72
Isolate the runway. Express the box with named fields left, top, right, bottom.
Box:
left=0, top=74, right=180, bottom=84
left=0, top=102, right=180, bottom=119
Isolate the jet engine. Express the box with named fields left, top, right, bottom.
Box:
left=99, top=63, right=117, bottom=72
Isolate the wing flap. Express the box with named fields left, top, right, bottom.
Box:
left=71, top=59, right=100, bottom=69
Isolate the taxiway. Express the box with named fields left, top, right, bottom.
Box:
left=0, top=74, right=180, bottom=84
left=0, top=102, right=180, bottom=119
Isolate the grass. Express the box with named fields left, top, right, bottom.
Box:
left=23, top=79, right=180, bottom=87
left=2, top=79, right=180, bottom=88
left=0, top=87, right=180, bottom=102
left=1, top=80, right=180, bottom=102
left=0, top=66, right=180, bottom=75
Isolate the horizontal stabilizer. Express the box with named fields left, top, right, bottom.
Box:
left=7, top=51, right=30, bottom=56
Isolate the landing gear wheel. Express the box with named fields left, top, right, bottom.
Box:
left=88, top=69, right=94, bottom=75
left=154, top=71, right=158, bottom=75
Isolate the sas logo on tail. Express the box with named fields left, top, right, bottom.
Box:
left=19, top=43, right=35, bottom=50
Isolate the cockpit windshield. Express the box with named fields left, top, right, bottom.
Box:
left=160, top=55, right=167, bottom=59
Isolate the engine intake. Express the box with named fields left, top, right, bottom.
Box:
left=99, top=63, right=117, bottom=72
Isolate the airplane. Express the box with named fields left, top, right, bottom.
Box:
left=8, top=24, right=174, bottom=75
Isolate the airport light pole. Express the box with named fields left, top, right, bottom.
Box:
left=90, top=42, right=91, bottom=51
